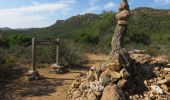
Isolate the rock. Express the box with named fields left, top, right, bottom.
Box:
left=79, top=82, right=88, bottom=90
left=116, top=10, right=130, bottom=21
left=99, top=69, right=121, bottom=85
left=165, top=74, right=170, bottom=81
left=151, top=56, right=168, bottom=65
left=26, top=70, right=40, bottom=81
left=99, top=76, right=111, bottom=86
left=79, top=96, right=87, bottom=100
left=144, top=80, right=148, bottom=85
left=144, top=97, right=150, bottom=100
left=110, top=71, right=122, bottom=79
left=120, top=68, right=130, bottom=78
left=157, top=77, right=162, bottom=81
left=129, top=50, right=146, bottom=54
left=150, top=85, right=163, bottom=94
left=118, top=20, right=127, bottom=25
left=94, top=91, right=102, bottom=96
left=73, top=90, right=82, bottom=99
left=87, top=71, right=96, bottom=82
left=101, top=85, right=124, bottom=100
left=139, top=95, right=144, bottom=99
left=150, top=93, right=156, bottom=100
left=72, top=81, right=81, bottom=88
left=161, top=84, right=168, bottom=92
left=119, top=2, right=129, bottom=11
left=117, top=88, right=126, bottom=100
left=87, top=92, right=97, bottom=100
left=154, top=67, right=160, bottom=71
left=157, top=79, right=168, bottom=84
left=164, top=68, right=170, bottom=72
left=133, top=94, right=139, bottom=99
left=100, top=69, right=110, bottom=77
left=106, top=63, right=122, bottom=71
left=129, top=53, right=151, bottom=64
left=117, top=79, right=127, bottom=88
left=70, top=88, right=77, bottom=93
left=90, top=81, right=104, bottom=92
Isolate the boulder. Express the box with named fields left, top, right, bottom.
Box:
left=157, top=79, right=168, bottom=84
left=116, top=10, right=130, bottom=21
left=101, top=85, right=124, bottom=100
left=99, top=76, right=111, bottom=86
left=150, top=85, right=163, bottom=94
left=165, top=74, right=170, bottom=81
left=118, top=20, right=127, bottom=25
left=151, top=56, right=168, bottom=65
left=73, top=90, right=82, bottom=99
left=128, top=50, right=146, bottom=54
left=119, top=2, right=129, bottom=11
left=26, top=70, right=40, bottom=81
left=99, top=69, right=121, bottom=85
left=164, top=68, right=170, bottom=72
left=120, top=68, right=130, bottom=78
left=87, top=92, right=97, bottom=100
left=79, top=82, right=88, bottom=90
left=94, top=91, right=102, bottom=96
left=161, top=84, right=168, bottom=92
left=110, top=71, right=122, bottom=79
left=117, top=79, right=127, bottom=88
left=106, top=62, right=122, bottom=71
left=129, top=52, right=151, bottom=64
left=72, top=81, right=81, bottom=88
left=90, top=81, right=104, bottom=92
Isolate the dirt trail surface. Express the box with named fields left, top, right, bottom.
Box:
left=85, top=53, right=108, bottom=66
left=0, top=53, right=107, bottom=100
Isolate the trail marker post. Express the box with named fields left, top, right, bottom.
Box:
left=27, top=38, right=60, bottom=80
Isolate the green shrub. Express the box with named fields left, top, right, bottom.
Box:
left=0, top=55, right=17, bottom=80
left=8, top=34, right=32, bottom=47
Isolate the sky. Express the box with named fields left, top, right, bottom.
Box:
left=0, top=0, right=170, bottom=28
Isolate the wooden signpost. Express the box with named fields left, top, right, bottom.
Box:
left=31, top=38, right=60, bottom=71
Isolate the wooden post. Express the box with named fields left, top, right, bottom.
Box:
left=56, top=38, right=60, bottom=66
left=32, top=38, right=36, bottom=71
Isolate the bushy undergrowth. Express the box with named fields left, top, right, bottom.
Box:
left=0, top=34, right=86, bottom=81
left=0, top=51, right=17, bottom=81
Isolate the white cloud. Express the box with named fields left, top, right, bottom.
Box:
left=88, top=0, right=100, bottom=6
left=103, top=2, right=116, bottom=9
left=82, top=6, right=99, bottom=14
left=154, top=0, right=170, bottom=4
left=0, top=0, right=76, bottom=28
left=83, top=1, right=117, bottom=14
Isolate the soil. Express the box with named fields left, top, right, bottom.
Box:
left=0, top=53, right=107, bottom=100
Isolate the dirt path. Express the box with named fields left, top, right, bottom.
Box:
left=85, top=53, right=108, bottom=66
left=0, top=53, right=108, bottom=100
left=24, top=69, right=83, bottom=100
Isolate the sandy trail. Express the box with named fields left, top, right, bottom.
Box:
left=0, top=53, right=108, bottom=100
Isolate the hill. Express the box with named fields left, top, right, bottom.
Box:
left=0, top=7, right=170, bottom=59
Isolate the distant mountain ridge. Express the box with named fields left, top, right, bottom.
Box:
left=0, top=27, right=12, bottom=31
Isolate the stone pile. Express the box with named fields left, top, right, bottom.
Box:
left=67, top=50, right=170, bottom=100
left=25, top=70, right=41, bottom=81
left=67, top=0, right=170, bottom=99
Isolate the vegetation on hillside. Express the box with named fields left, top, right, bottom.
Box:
left=0, top=7, right=170, bottom=74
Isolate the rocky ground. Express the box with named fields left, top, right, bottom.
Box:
left=68, top=50, right=170, bottom=100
